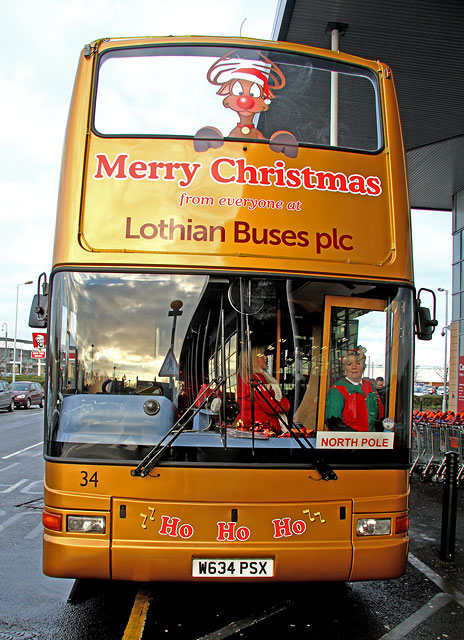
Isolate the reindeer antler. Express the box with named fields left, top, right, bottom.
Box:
left=206, top=50, right=286, bottom=98
left=206, top=50, right=237, bottom=86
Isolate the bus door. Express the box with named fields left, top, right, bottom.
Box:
left=318, top=295, right=399, bottom=435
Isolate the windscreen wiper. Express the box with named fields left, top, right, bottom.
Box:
left=252, top=380, right=337, bottom=481
left=131, top=377, right=224, bottom=478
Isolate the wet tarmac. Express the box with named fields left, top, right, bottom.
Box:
left=1, top=409, right=464, bottom=639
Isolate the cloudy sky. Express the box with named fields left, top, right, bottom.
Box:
left=0, top=0, right=451, bottom=375
left=412, top=209, right=452, bottom=376
left=0, top=0, right=278, bottom=338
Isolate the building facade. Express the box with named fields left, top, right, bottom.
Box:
left=0, top=338, right=45, bottom=377
left=452, top=191, right=464, bottom=412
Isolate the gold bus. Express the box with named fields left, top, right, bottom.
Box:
left=31, top=36, right=436, bottom=582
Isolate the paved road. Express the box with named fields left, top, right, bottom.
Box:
left=1, top=408, right=464, bottom=639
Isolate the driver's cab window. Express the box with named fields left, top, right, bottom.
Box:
left=319, top=296, right=396, bottom=433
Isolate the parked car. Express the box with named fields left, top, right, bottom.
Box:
left=10, top=381, right=44, bottom=409
left=413, top=384, right=428, bottom=396
left=436, top=386, right=449, bottom=396
left=0, top=380, right=15, bottom=412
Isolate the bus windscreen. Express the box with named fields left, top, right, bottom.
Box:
left=46, top=271, right=412, bottom=466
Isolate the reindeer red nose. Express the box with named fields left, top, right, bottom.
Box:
left=237, top=95, right=255, bottom=110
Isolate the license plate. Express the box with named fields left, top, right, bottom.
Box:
left=192, top=558, right=274, bottom=578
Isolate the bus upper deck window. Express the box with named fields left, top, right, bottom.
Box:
left=94, top=45, right=382, bottom=152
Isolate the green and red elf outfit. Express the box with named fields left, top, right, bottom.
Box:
left=325, top=377, right=384, bottom=432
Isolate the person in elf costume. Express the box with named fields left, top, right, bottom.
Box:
left=236, top=347, right=290, bottom=434
left=325, top=347, right=384, bottom=432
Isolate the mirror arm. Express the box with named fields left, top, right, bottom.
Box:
left=35, top=273, right=49, bottom=320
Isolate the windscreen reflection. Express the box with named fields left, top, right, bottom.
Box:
left=47, top=272, right=412, bottom=464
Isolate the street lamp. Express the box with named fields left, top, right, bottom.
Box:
left=1, top=323, right=7, bottom=376
left=438, top=288, right=449, bottom=412
left=12, top=281, right=33, bottom=383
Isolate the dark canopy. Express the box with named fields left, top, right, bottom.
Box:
left=273, top=0, right=464, bottom=210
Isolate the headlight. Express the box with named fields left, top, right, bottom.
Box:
left=67, top=515, right=106, bottom=533
left=356, top=518, right=391, bottom=536
left=17, top=394, right=26, bottom=399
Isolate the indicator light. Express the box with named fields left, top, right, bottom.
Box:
left=395, top=515, right=409, bottom=534
left=42, top=511, right=62, bottom=531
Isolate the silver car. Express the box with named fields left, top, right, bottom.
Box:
left=0, top=380, right=15, bottom=412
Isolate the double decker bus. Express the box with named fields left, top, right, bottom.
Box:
left=31, top=36, right=436, bottom=582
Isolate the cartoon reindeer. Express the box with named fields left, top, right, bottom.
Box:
left=194, top=51, right=298, bottom=158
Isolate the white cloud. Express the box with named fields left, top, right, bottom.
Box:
left=0, top=0, right=279, bottom=340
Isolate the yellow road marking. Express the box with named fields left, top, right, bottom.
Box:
left=122, top=587, right=152, bottom=640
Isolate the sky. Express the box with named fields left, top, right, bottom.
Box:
left=0, top=0, right=279, bottom=342
left=412, top=209, right=452, bottom=377
left=0, top=0, right=452, bottom=375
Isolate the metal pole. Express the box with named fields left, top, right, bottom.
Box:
left=12, top=286, right=19, bottom=383
left=1, top=323, right=7, bottom=376
left=443, top=289, right=448, bottom=412
left=440, top=451, right=458, bottom=561
left=12, top=281, right=32, bottom=382
left=438, top=288, right=449, bottom=412
left=330, top=28, right=339, bottom=147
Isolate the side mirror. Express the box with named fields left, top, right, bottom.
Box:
left=29, top=272, right=49, bottom=329
left=415, top=288, right=438, bottom=341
